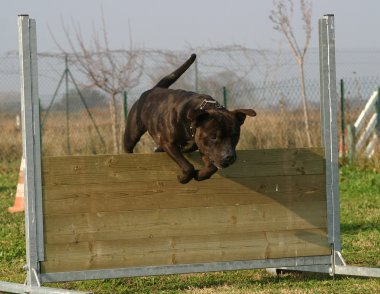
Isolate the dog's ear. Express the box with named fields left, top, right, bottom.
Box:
left=188, top=109, right=210, bottom=126
left=233, top=109, right=257, bottom=125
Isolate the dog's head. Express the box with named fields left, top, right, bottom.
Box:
left=189, top=107, right=256, bottom=169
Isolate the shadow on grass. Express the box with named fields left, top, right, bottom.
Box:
left=341, top=221, right=379, bottom=234
left=75, top=271, right=352, bottom=293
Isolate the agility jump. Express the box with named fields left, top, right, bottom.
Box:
left=0, top=13, right=378, bottom=294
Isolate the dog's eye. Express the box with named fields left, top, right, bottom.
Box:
left=210, top=133, right=218, bottom=141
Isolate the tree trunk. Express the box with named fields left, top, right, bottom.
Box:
left=109, top=92, right=119, bottom=154
left=299, top=60, right=313, bottom=147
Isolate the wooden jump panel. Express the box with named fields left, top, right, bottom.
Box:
left=40, top=148, right=330, bottom=273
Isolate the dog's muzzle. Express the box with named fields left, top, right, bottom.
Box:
left=219, top=153, right=237, bottom=168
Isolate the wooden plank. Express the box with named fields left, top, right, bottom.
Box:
left=44, top=214, right=327, bottom=245
left=44, top=230, right=329, bottom=259
left=43, top=174, right=325, bottom=215
left=44, top=201, right=327, bottom=234
left=41, top=149, right=325, bottom=187
left=43, top=201, right=327, bottom=243
left=42, top=148, right=325, bottom=174
left=41, top=228, right=330, bottom=273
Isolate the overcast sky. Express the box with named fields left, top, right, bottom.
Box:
left=1, top=0, right=379, bottom=54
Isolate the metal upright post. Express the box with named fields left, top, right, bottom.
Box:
left=319, top=15, right=342, bottom=269
left=29, top=17, right=45, bottom=265
left=18, top=14, right=43, bottom=287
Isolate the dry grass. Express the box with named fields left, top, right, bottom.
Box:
left=1, top=106, right=377, bottom=162
left=238, top=107, right=322, bottom=150
left=0, top=113, right=22, bottom=161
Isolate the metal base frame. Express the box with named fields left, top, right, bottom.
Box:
left=274, top=252, right=380, bottom=278
left=0, top=281, right=90, bottom=294
left=1, top=12, right=378, bottom=294
left=40, top=256, right=332, bottom=283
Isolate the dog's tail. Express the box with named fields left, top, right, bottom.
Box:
left=154, top=54, right=196, bottom=88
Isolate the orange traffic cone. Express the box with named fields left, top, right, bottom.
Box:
left=8, top=157, right=25, bottom=213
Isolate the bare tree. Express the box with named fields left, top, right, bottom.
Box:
left=51, top=11, right=144, bottom=154
left=269, top=0, right=313, bottom=147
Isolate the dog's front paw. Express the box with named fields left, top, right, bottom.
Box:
left=194, top=166, right=218, bottom=181
left=177, top=169, right=197, bottom=184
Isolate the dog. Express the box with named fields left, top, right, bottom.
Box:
left=124, top=54, right=256, bottom=184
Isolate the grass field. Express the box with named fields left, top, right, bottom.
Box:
left=0, top=158, right=379, bottom=293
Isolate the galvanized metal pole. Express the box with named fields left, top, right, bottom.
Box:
left=18, top=14, right=43, bottom=287
left=29, top=16, right=45, bottom=265
left=319, top=15, right=341, bottom=270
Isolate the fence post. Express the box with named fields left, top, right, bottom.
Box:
left=376, top=87, right=380, bottom=136
left=194, top=58, right=199, bottom=92
left=123, top=91, right=128, bottom=125
left=223, top=86, right=228, bottom=108
left=340, top=79, right=345, bottom=158
left=347, top=124, right=356, bottom=163
left=65, top=55, right=71, bottom=155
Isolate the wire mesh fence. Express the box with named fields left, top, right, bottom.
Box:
left=1, top=48, right=379, bottom=157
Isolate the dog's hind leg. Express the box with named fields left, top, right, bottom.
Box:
left=124, top=127, right=146, bottom=153
left=123, top=105, right=146, bottom=153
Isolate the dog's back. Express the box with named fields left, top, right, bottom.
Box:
left=124, top=54, right=197, bottom=153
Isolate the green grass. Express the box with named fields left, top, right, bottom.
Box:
left=0, top=159, right=25, bottom=284
left=0, top=160, right=379, bottom=293
left=339, top=166, right=380, bottom=267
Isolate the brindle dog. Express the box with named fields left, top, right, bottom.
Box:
left=124, top=54, right=256, bottom=183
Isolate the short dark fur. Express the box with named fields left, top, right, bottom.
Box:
left=124, top=54, right=256, bottom=183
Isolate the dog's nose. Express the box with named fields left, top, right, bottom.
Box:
left=222, top=153, right=236, bottom=166
left=226, top=154, right=236, bottom=163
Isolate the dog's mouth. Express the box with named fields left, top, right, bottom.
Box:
left=211, top=158, right=236, bottom=170
left=218, top=161, right=233, bottom=169
left=205, top=156, right=224, bottom=170
left=214, top=163, right=223, bottom=170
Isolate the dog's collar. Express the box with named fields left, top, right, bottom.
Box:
left=188, top=100, right=224, bottom=138
left=199, top=99, right=224, bottom=110
left=189, top=125, right=195, bottom=137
